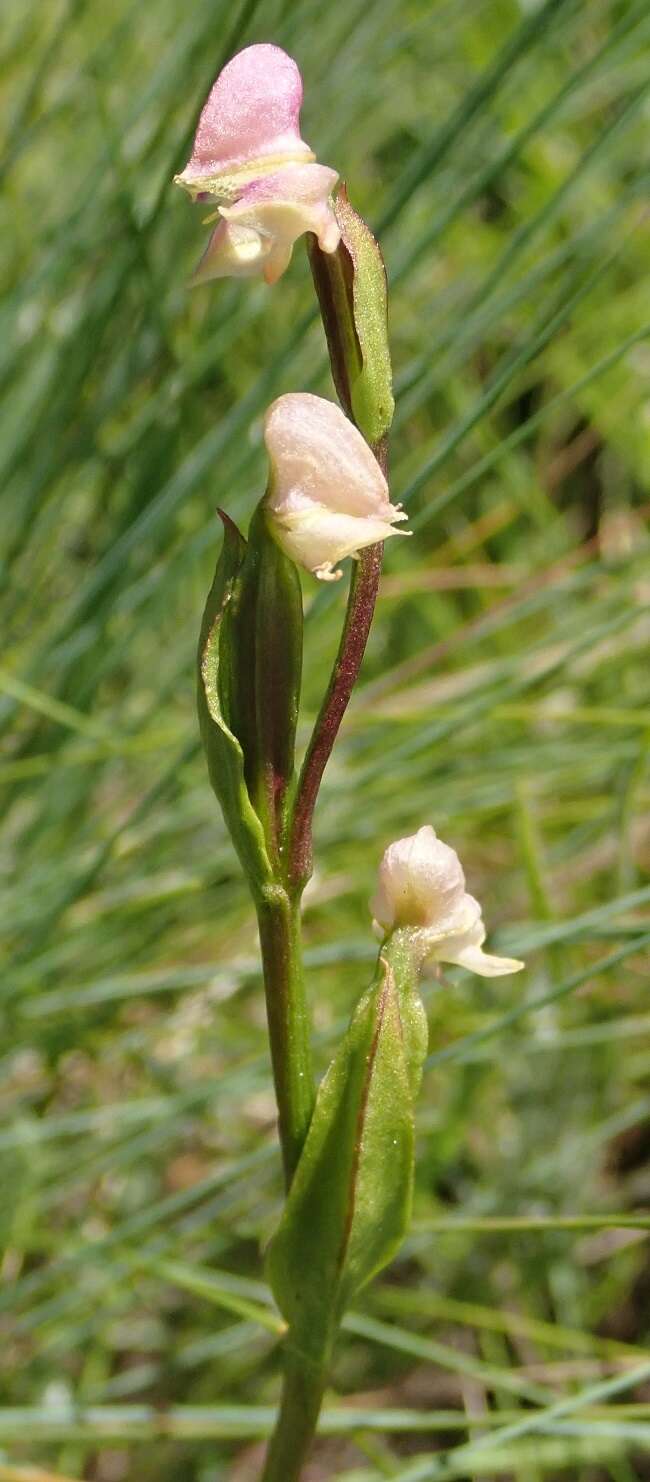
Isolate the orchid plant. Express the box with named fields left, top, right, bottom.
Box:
left=175, top=44, right=523, bottom=1482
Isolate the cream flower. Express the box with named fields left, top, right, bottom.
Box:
left=263, top=392, right=408, bottom=580
left=174, top=44, right=340, bottom=283
left=371, top=826, right=524, bottom=978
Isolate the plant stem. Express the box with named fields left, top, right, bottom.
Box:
left=260, top=1342, right=328, bottom=1482
left=288, top=469, right=386, bottom=892
left=256, top=886, right=315, bottom=1186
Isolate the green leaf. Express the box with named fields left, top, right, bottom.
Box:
left=308, top=187, right=394, bottom=445
left=266, top=951, right=427, bottom=1359
left=197, top=512, right=273, bottom=894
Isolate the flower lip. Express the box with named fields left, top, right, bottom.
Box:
left=433, top=917, right=524, bottom=977
left=175, top=43, right=314, bottom=196
left=192, top=219, right=269, bottom=282
left=371, top=825, right=524, bottom=979
left=263, top=392, right=408, bottom=579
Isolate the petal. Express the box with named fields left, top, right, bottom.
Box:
left=192, top=219, right=269, bottom=283
left=371, top=826, right=469, bottom=931
left=262, top=238, right=295, bottom=286
left=435, top=918, right=524, bottom=978
left=452, top=945, right=525, bottom=976
left=264, top=393, right=398, bottom=519
left=223, top=164, right=340, bottom=258
left=229, top=163, right=338, bottom=210
left=271, top=505, right=406, bottom=580
left=216, top=164, right=339, bottom=282
left=176, top=44, right=313, bottom=195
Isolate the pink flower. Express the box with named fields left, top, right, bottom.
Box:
left=174, top=44, right=340, bottom=283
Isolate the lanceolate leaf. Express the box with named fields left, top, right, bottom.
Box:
left=267, top=953, right=427, bottom=1360
left=197, top=512, right=273, bottom=894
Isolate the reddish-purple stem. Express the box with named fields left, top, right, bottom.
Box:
left=288, top=441, right=387, bottom=890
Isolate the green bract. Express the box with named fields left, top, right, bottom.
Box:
left=267, top=941, right=427, bottom=1361
left=308, top=187, right=394, bottom=445
left=336, top=189, right=395, bottom=442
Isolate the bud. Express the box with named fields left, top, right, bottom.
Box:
left=263, top=392, right=408, bottom=581
left=371, top=826, right=524, bottom=977
left=174, top=45, right=340, bottom=284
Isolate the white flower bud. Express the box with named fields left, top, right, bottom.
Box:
left=263, top=392, right=408, bottom=580
left=371, top=826, right=524, bottom=978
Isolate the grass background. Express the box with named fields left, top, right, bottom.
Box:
left=2, top=0, right=650, bottom=1477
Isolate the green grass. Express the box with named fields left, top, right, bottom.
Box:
left=2, top=0, right=650, bottom=1478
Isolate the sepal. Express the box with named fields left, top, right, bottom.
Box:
left=266, top=948, right=427, bottom=1358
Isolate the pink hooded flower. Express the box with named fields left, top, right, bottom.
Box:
left=174, top=44, right=340, bottom=283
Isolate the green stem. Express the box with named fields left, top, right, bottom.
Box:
left=256, top=886, right=315, bottom=1186
left=261, top=1342, right=328, bottom=1482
